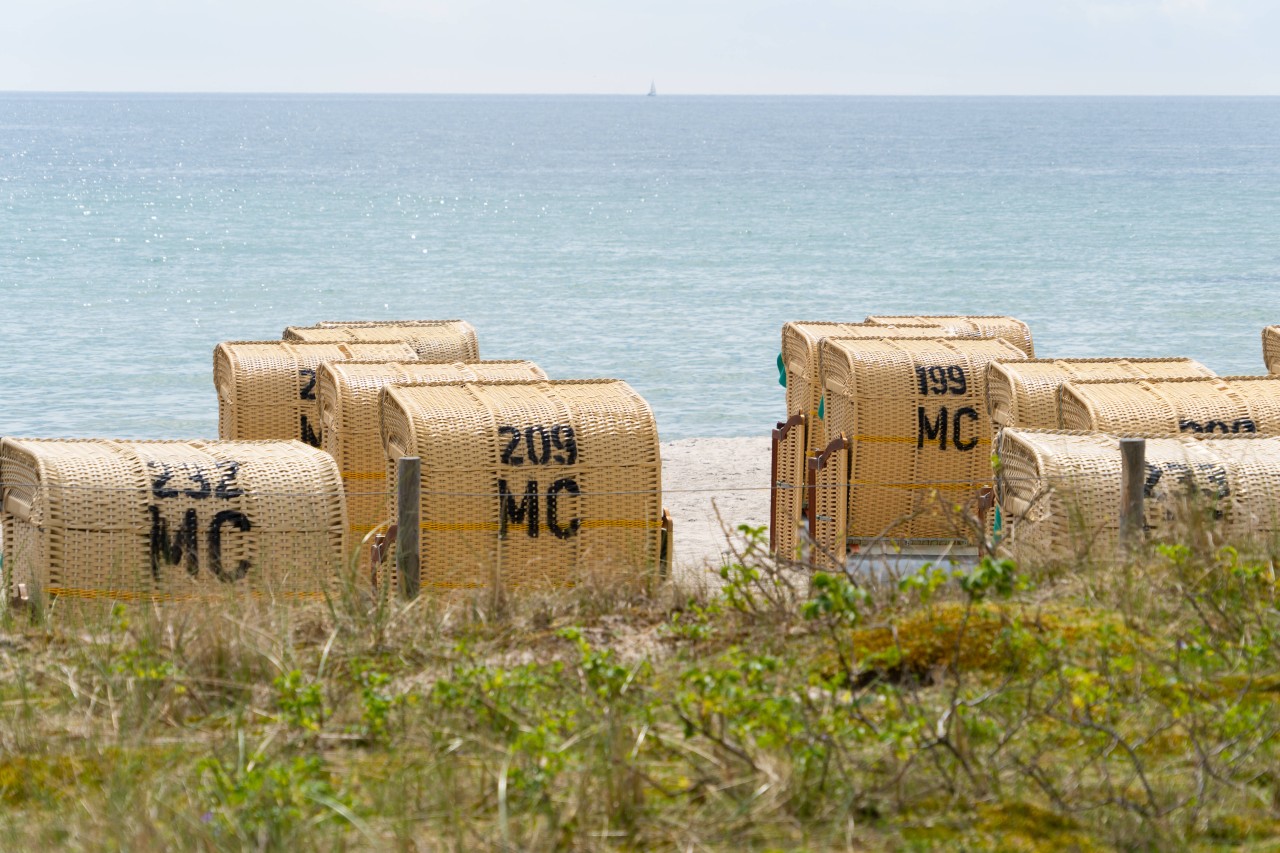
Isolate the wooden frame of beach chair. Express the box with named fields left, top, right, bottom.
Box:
left=769, top=413, right=808, bottom=560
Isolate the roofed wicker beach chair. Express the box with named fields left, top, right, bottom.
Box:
left=996, top=428, right=1280, bottom=564
left=284, top=320, right=480, bottom=361
left=780, top=321, right=950, bottom=454
left=317, top=359, right=547, bottom=555
left=809, top=336, right=1027, bottom=565
left=378, top=379, right=666, bottom=595
left=1057, top=375, right=1280, bottom=435
left=865, top=314, right=1035, bottom=357
left=0, top=438, right=347, bottom=603
left=214, top=339, right=418, bottom=445
left=985, top=357, right=1216, bottom=436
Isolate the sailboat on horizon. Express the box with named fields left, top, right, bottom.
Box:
left=647, top=81, right=657, bottom=97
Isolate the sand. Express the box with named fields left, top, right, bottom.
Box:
left=660, top=436, right=771, bottom=578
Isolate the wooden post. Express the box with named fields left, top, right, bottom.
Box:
left=976, top=485, right=996, bottom=556
left=660, top=509, right=674, bottom=578
left=1119, top=438, right=1146, bottom=550
left=396, top=455, right=421, bottom=599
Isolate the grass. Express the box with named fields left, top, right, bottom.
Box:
left=1, top=520, right=1279, bottom=850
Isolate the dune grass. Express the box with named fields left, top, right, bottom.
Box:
left=1, top=520, right=1279, bottom=850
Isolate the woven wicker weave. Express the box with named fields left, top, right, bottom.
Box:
left=0, top=438, right=346, bottom=602
left=819, top=336, right=1027, bottom=541
left=781, top=322, right=949, bottom=453
left=214, top=340, right=418, bottom=445
left=284, top=320, right=480, bottom=361
left=865, top=315, right=1035, bottom=357
left=379, top=379, right=663, bottom=594
left=987, top=357, right=1216, bottom=434
left=1059, top=376, right=1280, bottom=435
left=1265, top=326, right=1280, bottom=374
left=317, top=359, right=548, bottom=542
left=996, top=429, right=1280, bottom=563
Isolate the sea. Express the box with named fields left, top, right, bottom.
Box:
left=1, top=95, right=1278, bottom=441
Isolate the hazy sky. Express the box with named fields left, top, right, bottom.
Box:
left=3, top=0, right=1278, bottom=95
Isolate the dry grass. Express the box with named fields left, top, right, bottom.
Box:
left=0, top=515, right=1278, bottom=850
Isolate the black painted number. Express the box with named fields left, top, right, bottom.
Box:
left=1143, top=460, right=1231, bottom=521
left=914, top=365, right=967, bottom=396
left=1179, top=418, right=1256, bottom=435
left=148, top=461, right=179, bottom=499
left=499, top=424, right=578, bottom=466
left=146, top=461, right=222, bottom=499
left=499, top=426, right=523, bottom=465
left=146, top=457, right=252, bottom=580
left=526, top=425, right=551, bottom=465
left=551, top=425, right=578, bottom=465
left=214, top=461, right=244, bottom=499
left=299, top=368, right=317, bottom=401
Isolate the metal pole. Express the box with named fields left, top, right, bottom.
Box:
left=1119, top=438, right=1146, bottom=550
left=396, top=455, right=421, bottom=598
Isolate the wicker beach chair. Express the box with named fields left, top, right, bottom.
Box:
left=775, top=321, right=971, bottom=558
left=214, top=340, right=418, bottom=445
left=813, top=336, right=1027, bottom=561
left=986, top=357, right=1216, bottom=435
left=0, top=438, right=346, bottom=602
left=865, top=315, right=1035, bottom=357
left=1058, top=376, right=1280, bottom=435
left=317, top=359, right=547, bottom=548
left=780, top=322, right=949, bottom=454
left=284, top=320, right=480, bottom=361
left=378, top=379, right=664, bottom=594
left=996, top=428, right=1280, bottom=564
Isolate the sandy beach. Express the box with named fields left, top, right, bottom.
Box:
left=660, top=436, right=771, bottom=578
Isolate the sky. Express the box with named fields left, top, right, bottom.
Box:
left=2, top=0, right=1278, bottom=95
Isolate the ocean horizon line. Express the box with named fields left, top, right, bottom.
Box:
left=2, top=90, right=1279, bottom=99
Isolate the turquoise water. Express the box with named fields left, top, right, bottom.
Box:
left=2, top=95, right=1278, bottom=440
